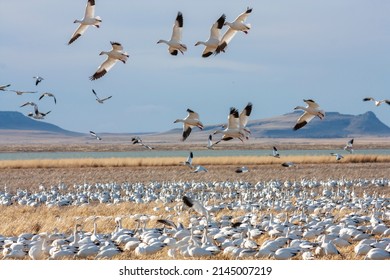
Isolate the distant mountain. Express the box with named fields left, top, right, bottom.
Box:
left=244, top=111, right=390, bottom=138
left=1, top=110, right=389, bottom=142
left=0, top=111, right=81, bottom=136
left=163, top=111, right=390, bottom=139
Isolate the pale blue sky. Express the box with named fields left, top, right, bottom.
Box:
left=1, top=0, right=389, bottom=133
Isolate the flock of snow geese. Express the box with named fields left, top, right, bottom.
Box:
left=1, top=177, right=390, bottom=260
left=1, top=0, right=389, bottom=141
left=66, top=0, right=252, bottom=80
left=1, top=0, right=390, bottom=262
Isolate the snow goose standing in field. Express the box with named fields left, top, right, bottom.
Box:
left=215, top=7, right=253, bottom=54
left=235, top=166, right=249, bottom=173
left=364, top=248, right=390, bottom=260
left=68, top=0, right=101, bottom=45
left=131, top=136, right=154, bottom=150
left=330, top=153, right=344, bottom=161
left=293, top=99, right=325, bottom=130
left=344, top=138, right=354, bottom=153
left=9, top=90, right=37, bottom=95
left=28, top=233, right=49, bottom=260
left=89, top=131, right=102, bottom=140
left=39, top=92, right=56, bottom=104
left=281, top=162, right=295, bottom=168
left=274, top=247, right=301, bottom=260
left=363, top=97, right=390, bottom=106
left=174, top=108, right=204, bottom=141
left=195, top=14, right=226, bottom=57
left=0, top=84, right=11, bottom=91
left=92, top=89, right=112, bottom=104
left=157, top=12, right=187, bottom=55
left=33, top=76, right=44, bottom=86
left=90, top=41, right=129, bottom=80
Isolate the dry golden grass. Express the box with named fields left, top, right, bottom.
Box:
left=1, top=154, right=389, bottom=169
left=0, top=202, right=385, bottom=260
left=0, top=153, right=389, bottom=260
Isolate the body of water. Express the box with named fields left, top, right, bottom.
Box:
left=0, top=149, right=389, bottom=160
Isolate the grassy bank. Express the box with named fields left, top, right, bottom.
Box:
left=0, top=154, right=390, bottom=169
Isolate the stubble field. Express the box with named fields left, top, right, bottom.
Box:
left=0, top=142, right=389, bottom=260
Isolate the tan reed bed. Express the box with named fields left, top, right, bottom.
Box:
left=1, top=154, right=390, bottom=169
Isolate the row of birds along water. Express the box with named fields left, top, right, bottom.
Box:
left=1, top=177, right=389, bottom=260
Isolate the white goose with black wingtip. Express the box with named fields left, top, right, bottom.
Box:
left=90, top=41, right=129, bottom=80
left=157, top=11, right=187, bottom=56
left=363, top=97, right=390, bottom=106
left=215, top=7, right=253, bottom=54
left=293, top=99, right=325, bottom=131
left=195, top=14, right=226, bottom=57
left=174, top=109, right=203, bottom=141
left=39, top=92, right=56, bottom=104
left=92, top=89, right=112, bottom=104
left=344, top=138, right=354, bottom=153
left=68, top=0, right=101, bottom=45
left=89, top=131, right=102, bottom=140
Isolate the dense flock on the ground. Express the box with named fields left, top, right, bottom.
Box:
left=1, top=176, right=390, bottom=260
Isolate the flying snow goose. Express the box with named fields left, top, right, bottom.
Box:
left=206, top=134, right=214, bottom=149
left=92, top=89, right=112, bottom=103
left=195, top=14, right=226, bottom=57
left=131, top=136, right=154, bottom=150
left=89, top=130, right=102, bottom=140
left=239, top=102, right=253, bottom=138
left=20, top=101, right=38, bottom=109
left=293, top=99, right=325, bottom=131
left=0, top=84, right=11, bottom=91
left=174, top=108, right=203, bottom=141
left=363, top=97, right=390, bottom=106
left=330, top=153, right=344, bottom=161
left=215, top=7, right=252, bottom=54
left=213, top=107, right=242, bottom=145
left=180, top=151, right=193, bottom=168
left=20, top=101, right=50, bottom=119
left=9, top=90, right=37, bottom=95
left=90, top=41, right=129, bottom=80
left=193, top=165, right=208, bottom=173
left=182, top=196, right=209, bottom=220
left=39, top=92, right=56, bottom=104
left=344, top=138, right=354, bottom=153
left=213, top=102, right=252, bottom=145
left=272, top=146, right=280, bottom=158
left=28, top=110, right=51, bottom=120
left=33, top=76, right=44, bottom=86
left=68, top=0, right=101, bottom=45
left=157, top=11, right=187, bottom=55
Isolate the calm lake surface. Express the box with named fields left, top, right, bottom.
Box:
left=0, top=149, right=389, bottom=160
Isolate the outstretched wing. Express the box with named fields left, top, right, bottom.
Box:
left=293, top=112, right=315, bottom=131
left=182, top=196, right=208, bottom=217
